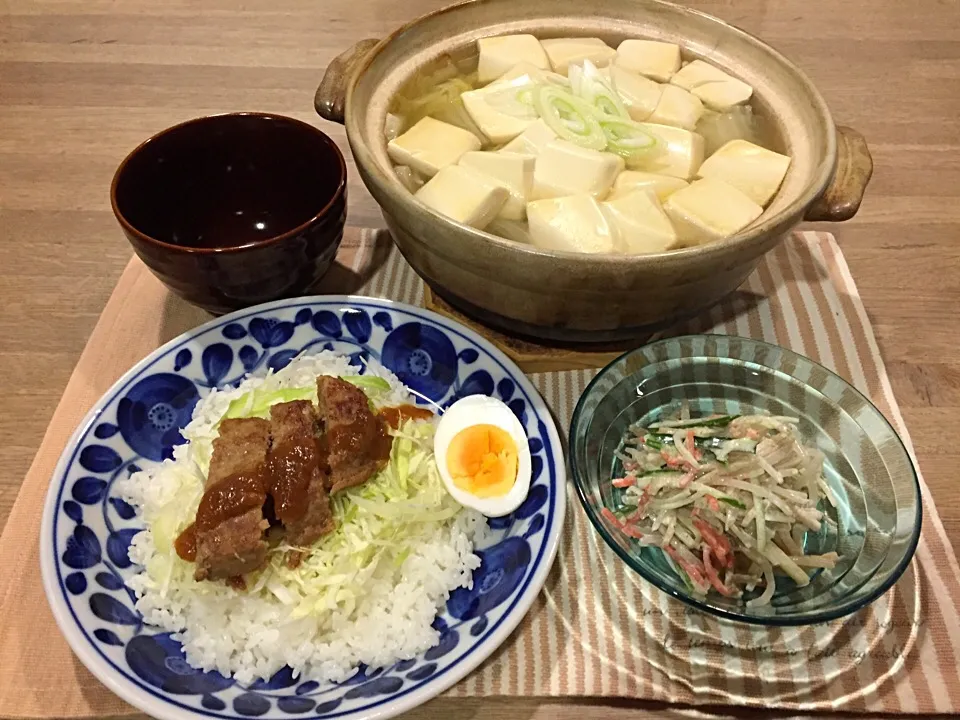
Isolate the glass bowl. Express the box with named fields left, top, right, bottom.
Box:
left=569, top=335, right=922, bottom=626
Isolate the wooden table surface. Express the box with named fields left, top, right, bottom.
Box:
left=2, top=0, right=959, bottom=717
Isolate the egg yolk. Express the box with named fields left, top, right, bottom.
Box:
left=446, top=424, right=518, bottom=498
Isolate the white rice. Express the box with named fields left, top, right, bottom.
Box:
left=119, top=351, right=487, bottom=684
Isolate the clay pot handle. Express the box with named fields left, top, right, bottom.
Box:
left=804, top=126, right=873, bottom=222
left=315, top=38, right=380, bottom=124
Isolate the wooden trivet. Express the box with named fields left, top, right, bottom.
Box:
left=421, top=286, right=649, bottom=373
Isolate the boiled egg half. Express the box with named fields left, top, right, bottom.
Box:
left=434, top=394, right=531, bottom=517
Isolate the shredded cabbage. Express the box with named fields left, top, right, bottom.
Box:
left=143, top=382, right=461, bottom=626
left=341, top=375, right=392, bottom=393
left=223, top=386, right=315, bottom=420
left=267, top=419, right=460, bottom=621
left=222, top=375, right=390, bottom=422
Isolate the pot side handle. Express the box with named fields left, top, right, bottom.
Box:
left=315, top=38, right=380, bottom=124
left=804, top=125, right=873, bottom=223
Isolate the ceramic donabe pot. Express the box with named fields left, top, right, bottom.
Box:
left=316, top=0, right=872, bottom=342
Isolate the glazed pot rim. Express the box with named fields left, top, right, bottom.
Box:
left=111, top=111, right=348, bottom=256
left=343, top=0, right=837, bottom=266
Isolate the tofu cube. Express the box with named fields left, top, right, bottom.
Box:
left=461, top=79, right=537, bottom=145
left=477, top=35, right=551, bottom=84
left=532, top=140, right=625, bottom=200
left=647, top=84, right=704, bottom=130
left=459, top=150, right=535, bottom=220
left=615, top=40, right=681, bottom=82
left=670, top=59, right=753, bottom=111
left=541, top=38, right=616, bottom=73
left=388, top=117, right=481, bottom=178
left=415, top=164, right=509, bottom=229
left=696, top=139, right=791, bottom=207
left=609, top=171, right=688, bottom=202
left=631, top=123, right=704, bottom=180
left=498, top=118, right=558, bottom=155
left=663, top=177, right=763, bottom=244
left=601, top=189, right=680, bottom=254
left=608, top=66, right=662, bottom=121
left=527, top=195, right=619, bottom=254
left=487, top=218, right=533, bottom=244
left=488, top=61, right=566, bottom=89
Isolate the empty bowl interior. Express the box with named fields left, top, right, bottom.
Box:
left=113, top=113, right=345, bottom=250
left=570, top=336, right=921, bottom=625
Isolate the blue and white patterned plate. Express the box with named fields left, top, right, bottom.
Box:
left=40, top=296, right=565, bottom=720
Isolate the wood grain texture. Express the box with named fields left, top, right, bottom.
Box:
left=1, top=0, right=959, bottom=716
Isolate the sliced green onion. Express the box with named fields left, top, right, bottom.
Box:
left=598, top=117, right=659, bottom=159
left=642, top=435, right=664, bottom=450
left=651, top=415, right=739, bottom=429
left=572, top=59, right=629, bottom=119
left=543, top=71, right=572, bottom=88
left=533, top=85, right=607, bottom=151
left=483, top=84, right=539, bottom=120
left=718, top=497, right=747, bottom=510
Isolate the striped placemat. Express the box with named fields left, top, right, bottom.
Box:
left=1, top=228, right=958, bottom=717
left=347, top=229, right=960, bottom=713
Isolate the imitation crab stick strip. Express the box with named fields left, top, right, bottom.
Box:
left=665, top=544, right=708, bottom=589
left=601, top=507, right=621, bottom=526
left=702, top=547, right=735, bottom=596
left=693, top=517, right=733, bottom=567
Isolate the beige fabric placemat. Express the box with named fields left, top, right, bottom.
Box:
left=1, top=228, right=959, bottom=718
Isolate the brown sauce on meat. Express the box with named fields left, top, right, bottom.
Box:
left=174, top=390, right=414, bottom=569
left=226, top=576, right=247, bottom=591
left=195, top=470, right=267, bottom=531
left=176, top=469, right=267, bottom=562
left=316, top=432, right=331, bottom=475
left=372, top=418, right=393, bottom=462
left=266, top=437, right=317, bottom=523
left=327, top=416, right=393, bottom=465
left=174, top=523, right=197, bottom=561
left=326, top=417, right=365, bottom=460
left=379, top=404, right=434, bottom=429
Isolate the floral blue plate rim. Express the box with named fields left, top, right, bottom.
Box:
left=39, top=294, right=566, bottom=720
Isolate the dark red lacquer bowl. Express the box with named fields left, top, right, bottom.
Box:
left=112, top=112, right=347, bottom=314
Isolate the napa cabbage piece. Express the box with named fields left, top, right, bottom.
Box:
left=392, top=76, right=485, bottom=138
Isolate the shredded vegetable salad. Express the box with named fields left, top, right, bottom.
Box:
left=607, top=406, right=839, bottom=606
